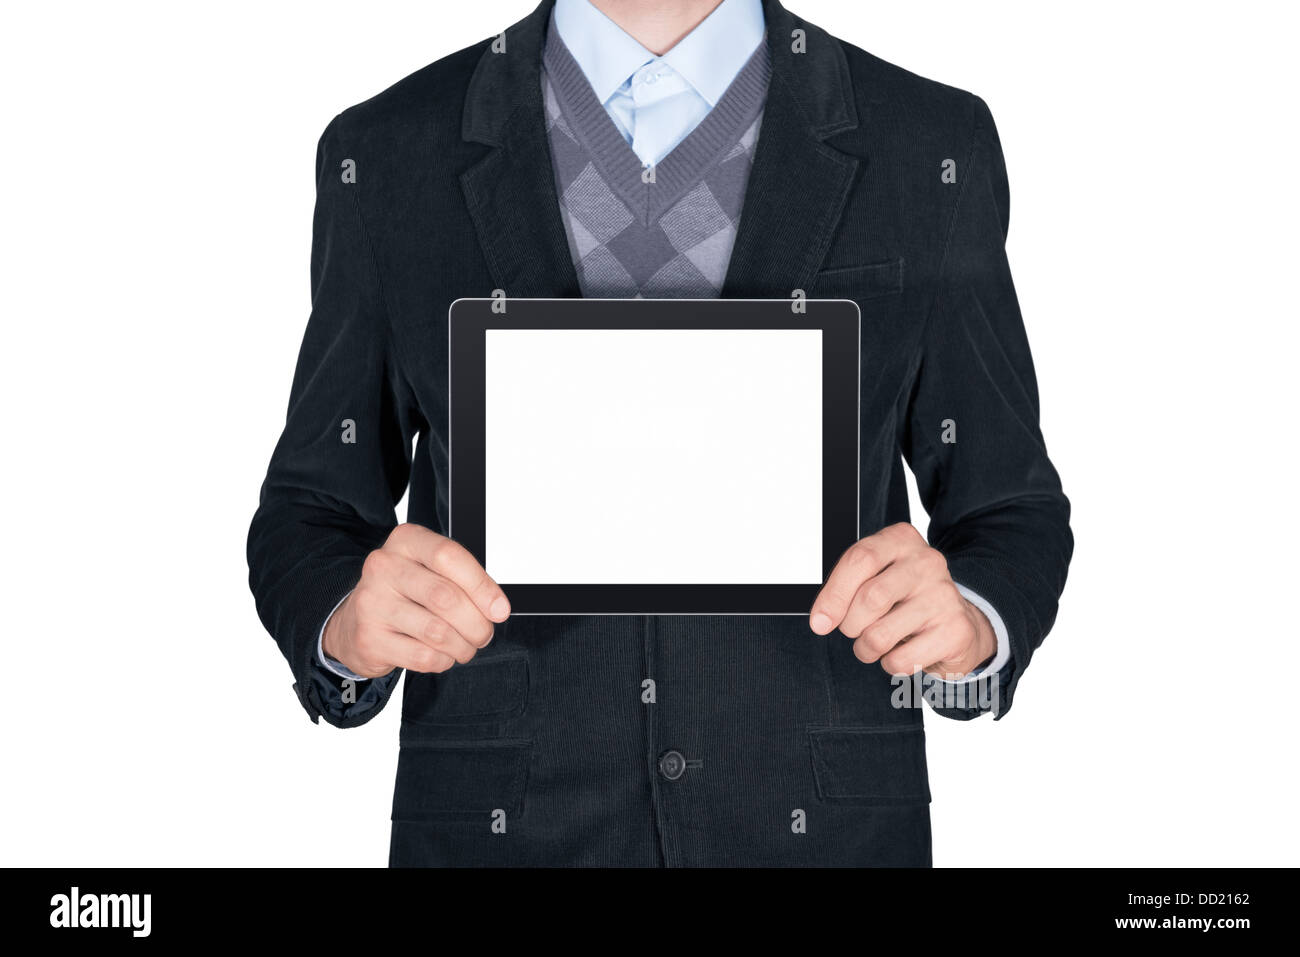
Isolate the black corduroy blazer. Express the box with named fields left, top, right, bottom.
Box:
left=248, top=0, right=1072, bottom=866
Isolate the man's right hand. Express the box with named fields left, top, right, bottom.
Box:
left=321, top=523, right=511, bottom=679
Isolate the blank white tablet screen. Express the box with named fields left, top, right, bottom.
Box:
left=484, top=328, right=823, bottom=585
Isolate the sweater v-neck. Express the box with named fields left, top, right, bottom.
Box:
left=541, top=19, right=771, bottom=223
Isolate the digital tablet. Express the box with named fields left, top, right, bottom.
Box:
left=448, top=298, right=860, bottom=614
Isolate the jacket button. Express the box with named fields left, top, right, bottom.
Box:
left=659, top=749, right=687, bottom=781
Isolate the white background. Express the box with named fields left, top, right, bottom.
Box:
left=1, top=0, right=1296, bottom=867
left=484, top=327, right=823, bottom=584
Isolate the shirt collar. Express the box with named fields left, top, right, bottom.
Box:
left=553, top=0, right=765, bottom=107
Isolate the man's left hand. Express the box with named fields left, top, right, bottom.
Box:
left=809, top=522, right=996, bottom=680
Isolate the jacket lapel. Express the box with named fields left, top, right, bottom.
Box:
left=460, top=0, right=580, bottom=298
left=722, top=0, right=861, bottom=296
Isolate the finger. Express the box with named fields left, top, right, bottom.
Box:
left=922, top=621, right=988, bottom=680
left=853, top=592, right=942, bottom=665
left=809, top=534, right=900, bottom=634
left=388, top=558, right=495, bottom=647
left=371, top=630, right=460, bottom=674
left=386, top=593, right=490, bottom=662
left=880, top=621, right=972, bottom=678
left=837, top=562, right=921, bottom=639
left=389, top=525, right=510, bottom=622
left=874, top=629, right=942, bottom=676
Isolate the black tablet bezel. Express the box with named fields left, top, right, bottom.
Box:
left=448, top=297, right=860, bottom=615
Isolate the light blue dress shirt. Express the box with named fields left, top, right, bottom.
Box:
left=318, top=0, right=1009, bottom=688
left=553, top=0, right=766, bottom=166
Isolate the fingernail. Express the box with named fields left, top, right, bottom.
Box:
left=810, top=612, right=832, bottom=634
left=490, top=596, right=510, bottom=620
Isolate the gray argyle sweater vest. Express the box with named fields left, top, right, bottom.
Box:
left=541, top=25, right=770, bottom=298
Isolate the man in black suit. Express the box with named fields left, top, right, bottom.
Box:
left=248, top=0, right=1072, bottom=866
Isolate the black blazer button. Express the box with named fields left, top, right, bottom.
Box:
left=659, top=750, right=687, bottom=781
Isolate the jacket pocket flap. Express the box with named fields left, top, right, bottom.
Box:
left=812, top=257, right=904, bottom=301
left=808, top=726, right=930, bottom=805
left=402, top=653, right=529, bottom=726
left=391, top=740, right=532, bottom=822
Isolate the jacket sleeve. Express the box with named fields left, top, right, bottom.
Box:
left=902, top=94, right=1073, bottom=721
left=247, top=114, right=419, bottom=728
